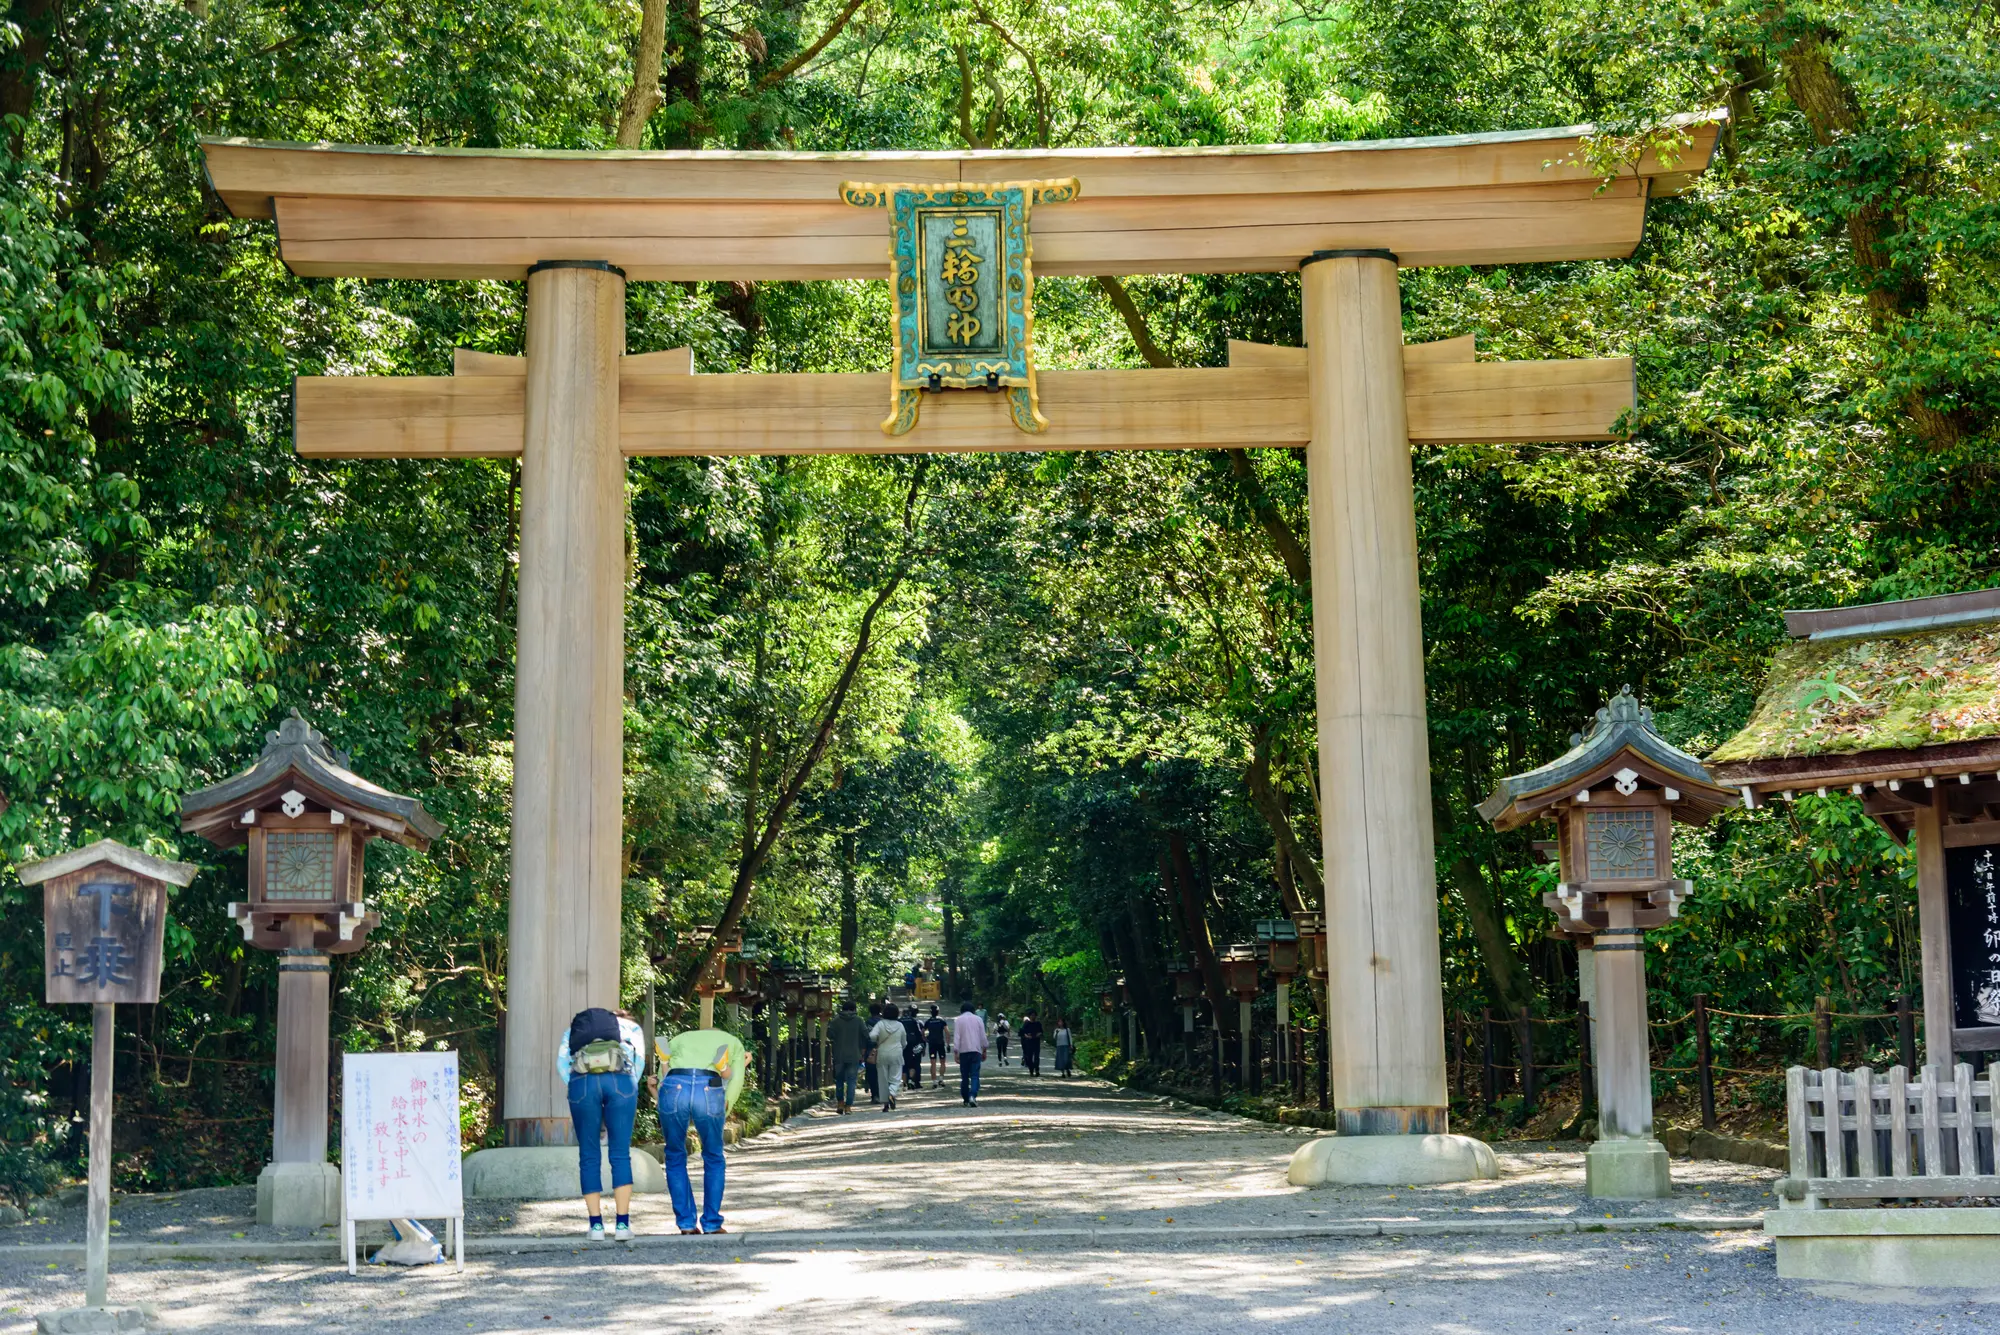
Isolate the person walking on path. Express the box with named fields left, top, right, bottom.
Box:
left=994, top=1013, right=1011, bottom=1066
left=558, top=1007, right=645, bottom=1241
left=863, top=1002, right=881, bottom=1105
left=1052, top=1019, right=1075, bottom=1077
left=827, top=999, right=868, bottom=1114
left=1018, top=1012, right=1044, bottom=1077
left=924, top=1005, right=948, bottom=1083
left=868, top=1005, right=907, bottom=1111
left=651, top=1024, right=747, bottom=1235
left=952, top=1005, right=987, bottom=1106
left=900, top=1006, right=925, bottom=1091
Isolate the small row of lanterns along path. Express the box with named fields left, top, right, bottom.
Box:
left=1480, top=687, right=1736, bottom=1199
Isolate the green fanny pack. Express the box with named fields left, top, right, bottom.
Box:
left=573, top=1039, right=630, bottom=1075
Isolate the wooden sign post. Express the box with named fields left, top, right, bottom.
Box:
left=21, top=839, right=196, bottom=1325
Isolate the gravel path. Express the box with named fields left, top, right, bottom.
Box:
left=5, top=1059, right=1776, bottom=1249
left=11, top=1059, right=1983, bottom=1331
left=7, top=1232, right=2000, bottom=1333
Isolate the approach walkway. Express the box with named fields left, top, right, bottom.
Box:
left=6, top=1056, right=1773, bottom=1255
left=25, top=1063, right=1992, bottom=1335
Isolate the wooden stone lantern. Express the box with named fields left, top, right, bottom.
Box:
left=777, top=971, right=805, bottom=1089
left=690, top=923, right=742, bottom=1028
left=1221, top=945, right=1262, bottom=1084
left=807, top=978, right=834, bottom=1087
left=179, top=710, right=440, bottom=1227
left=1291, top=911, right=1328, bottom=982
left=1479, top=687, right=1734, bottom=1199
left=1258, top=919, right=1301, bottom=1086
left=1168, top=958, right=1200, bottom=1039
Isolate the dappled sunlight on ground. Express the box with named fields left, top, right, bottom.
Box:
left=8, top=1231, right=1994, bottom=1334
left=3, top=1062, right=1830, bottom=1333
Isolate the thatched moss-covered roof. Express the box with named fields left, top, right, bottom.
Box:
left=1708, top=621, right=2000, bottom=764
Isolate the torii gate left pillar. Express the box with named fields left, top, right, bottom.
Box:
left=505, top=260, right=628, bottom=1146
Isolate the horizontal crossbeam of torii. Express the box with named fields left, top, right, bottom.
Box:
left=294, top=337, right=1634, bottom=457
left=201, top=115, right=1719, bottom=1185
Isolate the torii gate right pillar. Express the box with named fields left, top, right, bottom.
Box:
left=1289, top=250, right=1498, bottom=1186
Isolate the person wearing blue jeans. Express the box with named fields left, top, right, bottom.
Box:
left=951, top=1006, right=987, bottom=1107
left=654, top=1027, right=748, bottom=1235
left=558, top=1008, right=646, bottom=1241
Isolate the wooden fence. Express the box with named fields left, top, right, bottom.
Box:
left=1783, top=1064, right=2000, bottom=1204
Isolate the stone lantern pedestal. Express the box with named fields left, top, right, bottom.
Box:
left=1479, top=688, right=1737, bottom=1200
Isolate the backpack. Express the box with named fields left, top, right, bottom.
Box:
left=568, top=1008, right=629, bottom=1075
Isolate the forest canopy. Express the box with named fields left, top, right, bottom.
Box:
left=1, top=0, right=1995, bottom=1191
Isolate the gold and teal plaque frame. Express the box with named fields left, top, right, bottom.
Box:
left=841, top=178, right=1078, bottom=436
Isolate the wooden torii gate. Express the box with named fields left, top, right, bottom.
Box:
left=201, top=118, right=1718, bottom=1183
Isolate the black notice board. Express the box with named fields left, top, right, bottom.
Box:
left=1946, top=843, right=2000, bottom=1029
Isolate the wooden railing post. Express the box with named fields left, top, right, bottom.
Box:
left=1575, top=1001, right=1595, bottom=1115
left=1318, top=1022, right=1330, bottom=1111
left=1695, top=992, right=1717, bottom=1132
left=1516, top=1008, right=1537, bottom=1119
left=1896, top=992, right=1917, bottom=1074
left=1814, top=994, right=1833, bottom=1070
left=1451, top=1012, right=1465, bottom=1100
left=1481, top=1008, right=1498, bottom=1111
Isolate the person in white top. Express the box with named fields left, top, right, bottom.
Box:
left=951, top=1005, right=988, bottom=1106
left=867, top=1004, right=907, bottom=1112
left=1052, top=1020, right=1075, bottom=1077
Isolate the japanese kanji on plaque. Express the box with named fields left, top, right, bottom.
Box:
left=37, top=841, right=177, bottom=1006
left=840, top=177, right=1078, bottom=437
left=341, top=1050, right=464, bottom=1221
left=1947, top=843, right=2000, bottom=1028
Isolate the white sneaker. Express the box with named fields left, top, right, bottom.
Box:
left=588, top=1222, right=606, bottom=1241
left=614, top=1222, right=632, bottom=1241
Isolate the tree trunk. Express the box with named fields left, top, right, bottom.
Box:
left=1446, top=850, right=1535, bottom=1021
left=1778, top=21, right=1970, bottom=450
left=656, top=0, right=703, bottom=148
left=1246, top=724, right=1323, bottom=908
left=1, top=0, right=56, bottom=157
left=675, top=465, right=929, bottom=998
left=943, top=896, right=959, bottom=995
left=1119, top=885, right=1175, bottom=1044
left=615, top=0, right=668, bottom=146
left=1168, top=833, right=1228, bottom=1019
left=838, top=832, right=858, bottom=983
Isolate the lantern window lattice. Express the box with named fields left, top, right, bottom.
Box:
left=264, top=830, right=339, bottom=900
left=1584, top=808, right=1659, bottom=881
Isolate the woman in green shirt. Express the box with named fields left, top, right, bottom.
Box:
left=650, top=1027, right=748, bottom=1234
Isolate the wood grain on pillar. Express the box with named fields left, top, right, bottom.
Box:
left=1914, top=792, right=1953, bottom=1071
left=1301, top=253, right=1448, bottom=1133
left=505, top=263, right=626, bottom=1145
left=273, top=917, right=332, bottom=1162
left=1593, top=906, right=1655, bottom=1139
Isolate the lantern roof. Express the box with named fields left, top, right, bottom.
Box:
left=179, top=709, right=442, bottom=850
left=1478, top=687, right=1735, bottom=831
left=18, top=837, right=199, bottom=888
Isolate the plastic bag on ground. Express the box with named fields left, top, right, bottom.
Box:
left=372, top=1217, right=444, bottom=1265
